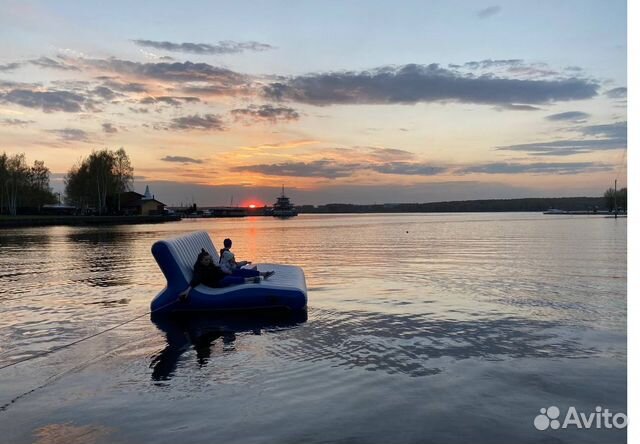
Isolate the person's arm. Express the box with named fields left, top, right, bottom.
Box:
left=180, top=266, right=201, bottom=300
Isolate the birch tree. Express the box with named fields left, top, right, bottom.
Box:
left=6, top=154, right=28, bottom=216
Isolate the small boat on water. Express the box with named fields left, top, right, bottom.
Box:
left=272, top=185, right=298, bottom=218
left=150, top=231, right=307, bottom=314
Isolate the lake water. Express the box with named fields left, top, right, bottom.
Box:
left=0, top=213, right=626, bottom=443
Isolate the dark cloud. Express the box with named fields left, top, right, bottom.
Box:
left=579, top=121, right=626, bottom=139
left=132, top=39, right=274, bottom=55
left=505, top=65, right=559, bottom=79
left=29, top=56, right=79, bottom=71
left=370, top=162, right=446, bottom=176
left=0, top=89, right=95, bottom=113
left=0, top=62, right=22, bottom=72
left=459, top=161, right=612, bottom=175
left=450, top=59, right=523, bottom=70
left=49, top=79, right=92, bottom=91
left=102, top=122, right=118, bottom=133
left=179, top=84, right=252, bottom=97
left=92, top=86, right=119, bottom=100
left=365, top=147, right=416, bottom=161
left=231, top=104, right=299, bottom=123
left=128, top=106, right=149, bottom=113
left=227, top=157, right=606, bottom=178
left=161, top=156, right=204, bottom=164
left=99, top=78, right=149, bottom=93
left=476, top=6, right=501, bottom=18
left=440, top=60, right=560, bottom=79
left=84, top=58, right=248, bottom=85
left=0, top=80, right=40, bottom=89
left=139, top=96, right=200, bottom=106
left=81, top=58, right=255, bottom=99
left=604, top=87, right=627, bottom=99
left=263, top=64, right=598, bottom=106
left=496, top=139, right=625, bottom=156
left=232, top=156, right=447, bottom=179
left=505, top=139, right=625, bottom=155
left=497, top=104, right=542, bottom=111
left=545, top=111, right=590, bottom=122
left=46, top=128, right=90, bottom=142
left=168, top=113, right=225, bottom=131
left=231, top=160, right=359, bottom=179
left=496, top=122, right=626, bottom=156
left=1, top=118, right=35, bottom=126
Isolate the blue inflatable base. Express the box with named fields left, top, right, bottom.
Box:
left=150, top=231, right=308, bottom=314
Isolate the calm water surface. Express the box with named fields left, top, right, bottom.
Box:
left=0, top=213, right=626, bottom=443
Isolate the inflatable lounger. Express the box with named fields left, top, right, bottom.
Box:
left=151, top=231, right=307, bottom=313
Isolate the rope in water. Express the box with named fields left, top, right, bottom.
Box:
left=0, top=299, right=178, bottom=371
left=0, top=331, right=158, bottom=412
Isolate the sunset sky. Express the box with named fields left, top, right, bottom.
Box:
left=0, top=0, right=627, bottom=206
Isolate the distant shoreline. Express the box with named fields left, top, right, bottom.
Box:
left=295, top=196, right=611, bottom=214
left=1, top=196, right=622, bottom=228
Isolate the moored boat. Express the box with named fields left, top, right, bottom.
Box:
left=272, top=185, right=298, bottom=218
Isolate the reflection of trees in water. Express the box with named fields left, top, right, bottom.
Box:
left=0, top=231, right=51, bottom=249
left=264, top=309, right=602, bottom=378
left=0, top=231, right=54, bottom=286
left=66, top=228, right=136, bottom=287
left=149, top=311, right=307, bottom=382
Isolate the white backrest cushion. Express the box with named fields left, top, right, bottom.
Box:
left=163, top=231, right=218, bottom=283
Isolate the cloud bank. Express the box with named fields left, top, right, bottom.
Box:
left=545, top=111, right=590, bottom=122
left=161, top=155, right=204, bottom=164
left=132, top=39, right=274, bottom=55
left=231, top=104, right=299, bottom=123
left=459, top=161, right=612, bottom=175
left=263, top=64, right=599, bottom=106
left=46, top=128, right=90, bottom=142
left=0, top=88, right=96, bottom=113
left=167, top=114, right=225, bottom=131
left=497, top=121, right=626, bottom=156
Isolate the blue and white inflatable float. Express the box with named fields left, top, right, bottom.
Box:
left=151, top=231, right=307, bottom=313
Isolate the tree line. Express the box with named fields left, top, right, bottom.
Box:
left=604, top=187, right=627, bottom=212
left=1, top=148, right=134, bottom=216
left=299, top=195, right=622, bottom=214
left=64, top=148, right=134, bottom=215
left=0, top=153, right=57, bottom=215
